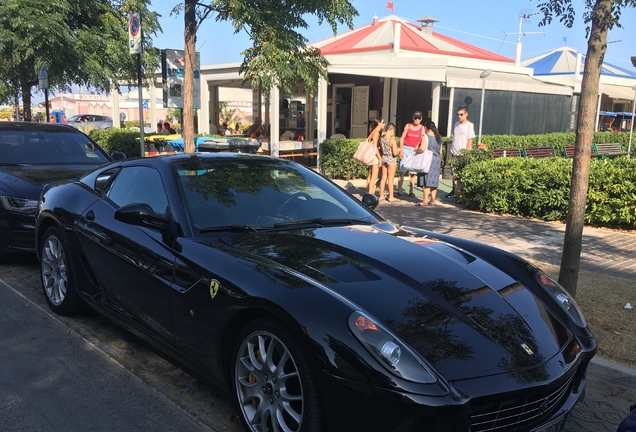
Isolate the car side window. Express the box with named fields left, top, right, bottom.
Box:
left=106, top=166, right=169, bottom=216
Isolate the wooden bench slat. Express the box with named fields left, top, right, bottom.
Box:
left=593, top=143, right=628, bottom=157
left=563, top=145, right=603, bottom=158
left=492, top=148, right=521, bottom=158
left=523, top=146, right=555, bottom=158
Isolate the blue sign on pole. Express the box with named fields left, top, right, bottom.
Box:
left=142, top=101, right=148, bottom=109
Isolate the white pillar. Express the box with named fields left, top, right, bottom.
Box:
left=111, top=83, right=120, bottom=128
left=431, top=82, right=441, bottom=125
left=198, top=79, right=210, bottom=134
left=270, top=86, right=280, bottom=158
left=317, top=77, right=328, bottom=171
left=149, top=84, right=157, bottom=131
left=390, top=79, right=398, bottom=126
left=595, top=90, right=602, bottom=132
left=447, top=87, right=455, bottom=137
left=382, top=78, right=391, bottom=123
left=317, top=77, right=328, bottom=143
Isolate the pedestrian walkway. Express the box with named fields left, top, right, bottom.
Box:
left=334, top=177, right=636, bottom=281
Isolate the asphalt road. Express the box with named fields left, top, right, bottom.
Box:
left=1, top=252, right=635, bottom=432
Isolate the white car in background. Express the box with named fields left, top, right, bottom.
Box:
left=66, top=114, right=113, bottom=130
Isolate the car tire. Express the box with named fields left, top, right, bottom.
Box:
left=232, top=318, right=324, bottom=432
left=39, top=227, right=84, bottom=316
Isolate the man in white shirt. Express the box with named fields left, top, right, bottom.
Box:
left=446, top=106, right=475, bottom=198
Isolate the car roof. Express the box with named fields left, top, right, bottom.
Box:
left=0, top=121, right=80, bottom=133
left=132, top=153, right=283, bottom=166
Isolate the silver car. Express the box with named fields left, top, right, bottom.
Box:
left=66, top=114, right=113, bottom=130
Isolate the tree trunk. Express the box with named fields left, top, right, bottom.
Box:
left=20, top=78, right=33, bottom=122
left=558, top=0, right=611, bottom=297
left=182, top=0, right=197, bottom=153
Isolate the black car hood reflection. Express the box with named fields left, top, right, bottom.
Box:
left=215, top=223, right=569, bottom=381
left=0, top=164, right=97, bottom=198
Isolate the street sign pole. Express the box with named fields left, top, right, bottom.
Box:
left=129, top=12, right=144, bottom=156
left=137, top=55, right=144, bottom=157
left=38, top=66, right=50, bottom=122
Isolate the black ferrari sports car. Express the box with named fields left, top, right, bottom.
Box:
left=0, top=121, right=123, bottom=258
left=35, top=153, right=596, bottom=432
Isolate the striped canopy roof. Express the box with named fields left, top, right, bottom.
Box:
left=522, top=46, right=636, bottom=78
left=311, top=15, right=514, bottom=63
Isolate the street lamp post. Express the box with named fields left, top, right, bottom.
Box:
left=38, top=66, right=49, bottom=122
left=628, top=83, right=636, bottom=158
left=478, top=69, right=492, bottom=146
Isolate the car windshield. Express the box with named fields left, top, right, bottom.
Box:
left=174, top=157, right=379, bottom=231
left=0, top=129, right=111, bottom=165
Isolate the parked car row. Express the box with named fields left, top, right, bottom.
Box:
left=3, top=121, right=629, bottom=432
left=0, top=122, right=124, bottom=259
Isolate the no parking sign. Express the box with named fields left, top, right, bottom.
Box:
left=129, top=12, right=142, bottom=55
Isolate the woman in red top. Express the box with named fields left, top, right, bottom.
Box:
left=397, top=111, right=426, bottom=197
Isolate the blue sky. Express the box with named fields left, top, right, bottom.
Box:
left=151, top=0, right=636, bottom=69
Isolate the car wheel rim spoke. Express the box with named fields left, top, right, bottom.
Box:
left=41, top=235, right=67, bottom=306
left=236, top=330, right=304, bottom=432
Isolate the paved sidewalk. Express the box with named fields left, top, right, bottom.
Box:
left=335, top=177, right=636, bottom=281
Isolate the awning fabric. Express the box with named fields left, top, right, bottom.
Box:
left=445, top=69, right=572, bottom=95
left=602, top=84, right=636, bottom=101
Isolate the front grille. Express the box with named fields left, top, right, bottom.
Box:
left=469, top=372, right=575, bottom=431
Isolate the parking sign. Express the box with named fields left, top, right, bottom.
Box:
left=129, top=13, right=142, bottom=55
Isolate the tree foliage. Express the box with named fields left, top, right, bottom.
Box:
left=172, top=0, right=358, bottom=152
left=536, top=0, right=636, bottom=297
left=0, top=0, right=162, bottom=120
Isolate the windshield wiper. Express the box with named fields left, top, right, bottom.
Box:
left=199, top=224, right=270, bottom=233
left=273, top=218, right=373, bottom=229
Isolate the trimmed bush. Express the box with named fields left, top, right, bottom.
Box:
left=458, top=156, right=636, bottom=229
left=320, top=138, right=371, bottom=180
left=90, top=128, right=143, bottom=159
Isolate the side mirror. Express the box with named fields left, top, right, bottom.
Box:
left=114, top=202, right=168, bottom=230
left=111, top=151, right=127, bottom=161
left=361, top=193, right=379, bottom=210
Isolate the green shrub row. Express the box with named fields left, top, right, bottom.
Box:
left=90, top=128, right=144, bottom=159
left=458, top=156, right=636, bottom=229
left=479, top=131, right=633, bottom=156
left=318, top=131, right=634, bottom=180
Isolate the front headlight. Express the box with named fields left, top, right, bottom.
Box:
left=348, top=311, right=437, bottom=384
left=0, top=196, right=38, bottom=214
left=535, top=270, right=587, bottom=328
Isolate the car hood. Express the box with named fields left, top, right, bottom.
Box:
left=0, top=164, right=97, bottom=199
left=218, top=222, right=572, bottom=381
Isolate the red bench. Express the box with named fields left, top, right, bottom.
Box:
left=492, top=148, right=521, bottom=158
left=563, top=145, right=603, bottom=158
left=523, top=146, right=555, bottom=158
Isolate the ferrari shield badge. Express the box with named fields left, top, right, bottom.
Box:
left=521, top=343, right=534, bottom=355
left=209, top=279, right=220, bottom=299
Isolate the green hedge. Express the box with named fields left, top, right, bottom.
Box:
left=90, top=129, right=144, bottom=159
left=320, top=138, right=372, bottom=180
left=319, top=131, right=634, bottom=179
left=458, top=156, right=636, bottom=229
